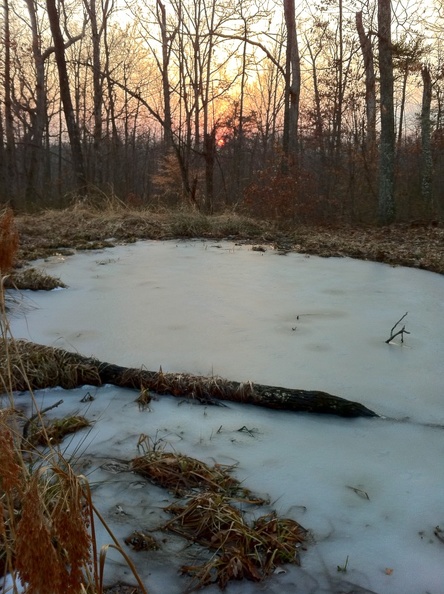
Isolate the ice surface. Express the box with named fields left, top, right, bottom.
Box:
left=4, top=240, right=444, bottom=594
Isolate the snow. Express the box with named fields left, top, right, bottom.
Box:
left=4, top=240, right=444, bottom=594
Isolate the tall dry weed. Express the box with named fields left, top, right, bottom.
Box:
left=0, top=304, right=93, bottom=593
left=0, top=425, right=23, bottom=493
left=14, top=474, right=63, bottom=593
left=0, top=283, right=148, bottom=593
left=0, top=209, right=19, bottom=274
left=0, top=360, right=146, bottom=593
left=13, top=468, right=92, bottom=594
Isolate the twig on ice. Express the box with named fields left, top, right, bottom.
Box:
left=22, top=399, right=64, bottom=440
left=385, top=312, right=410, bottom=344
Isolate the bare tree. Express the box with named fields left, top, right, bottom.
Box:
left=3, top=0, right=17, bottom=203
left=82, top=0, right=114, bottom=184
left=22, top=0, right=48, bottom=201
left=377, top=0, right=395, bottom=224
left=46, top=0, right=86, bottom=192
left=394, top=37, right=424, bottom=151
left=356, top=10, right=376, bottom=151
left=420, top=64, right=433, bottom=209
left=282, top=0, right=300, bottom=161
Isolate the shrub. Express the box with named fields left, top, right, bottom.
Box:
left=243, top=165, right=340, bottom=225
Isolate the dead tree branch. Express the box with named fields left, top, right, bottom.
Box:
left=385, top=312, right=410, bottom=343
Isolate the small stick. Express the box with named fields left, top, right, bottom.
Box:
left=22, top=399, right=64, bottom=440
left=386, top=312, right=409, bottom=344
left=390, top=312, right=408, bottom=335
left=386, top=326, right=411, bottom=344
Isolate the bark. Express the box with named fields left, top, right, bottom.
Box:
left=46, top=0, right=87, bottom=192
left=157, top=0, right=174, bottom=149
left=5, top=341, right=378, bottom=418
left=282, top=0, right=300, bottom=161
left=420, top=65, right=433, bottom=210
left=82, top=0, right=104, bottom=184
left=305, top=35, right=326, bottom=164
left=204, top=129, right=216, bottom=213
left=397, top=66, right=408, bottom=152
left=23, top=0, right=48, bottom=202
left=332, top=0, right=344, bottom=154
left=377, top=0, right=395, bottom=224
left=3, top=0, right=17, bottom=203
left=202, top=0, right=216, bottom=211
left=356, top=11, right=376, bottom=151
left=0, top=96, right=4, bottom=199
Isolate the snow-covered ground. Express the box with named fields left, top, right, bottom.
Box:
left=5, top=240, right=444, bottom=594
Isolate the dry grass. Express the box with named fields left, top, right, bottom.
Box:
left=165, top=493, right=307, bottom=590
left=0, top=209, right=19, bottom=274
left=13, top=203, right=267, bottom=263
left=0, top=339, right=101, bottom=393
left=131, top=436, right=307, bottom=590
left=11, top=202, right=444, bottom=276
left=131, top=437, right=264, bottom=502
left=0, top=321, right=308, bottom=592
left=0, top=427, right=92, bottom=593
left=7, top=268, right=66, bottom=291
left=26, top=415, right=91, bottom=448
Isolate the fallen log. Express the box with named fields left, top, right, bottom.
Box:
left=1, top=340, right=378, bottom=418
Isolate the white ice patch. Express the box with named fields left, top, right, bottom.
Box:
left=5, top=240, right=444, bottom=594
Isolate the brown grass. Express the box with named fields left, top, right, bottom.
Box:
left=0, top=420, right=93, bottom=593
left=0, top=333, right=308, bottom=592
left=0, top=339, right=101, bottom=393
left=131, top=436, right=307, bottom=590
left=7, top=268, right=66, bottom=291
left=165, top=493, right=307, bottom=590
left=0, top=208, right=19, bottom=274
left=25, top=415, right=91, bottom=448
left=131, top=437, right=263, bottom=502
left=11, top=203, right=444, bottom=275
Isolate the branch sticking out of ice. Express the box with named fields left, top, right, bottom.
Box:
left=385, top=311, right=410, bottom=344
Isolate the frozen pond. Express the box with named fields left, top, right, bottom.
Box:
left=6, top=240, right=444, bottom=594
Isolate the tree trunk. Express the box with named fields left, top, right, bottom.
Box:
left=356, top=11, right=376, bottom=151
left=420, top=65, right=433, bottom=211
left=4, top=340, right=378, bottom=418
left=157, top=0, right=174, bottom=149
left=82, top=0, right=104, bottom=185
left=46, top=0, right=87, bottom=193
left=332, top=0, right=344, bottom=154
left=396, top=66, right=409, bottom=153
left=24, top=0, right=48, bottom=203
left=3, top=0, right=17, bottom=205
left=204, top=129, right=216, bottom=213
left=377, top=0, right=395, bottom=224
left=282, top=0, right=300, bottom=162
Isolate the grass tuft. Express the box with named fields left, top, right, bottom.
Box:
left=7, top=267, right=66, bottom=291
left=166, top=493, right=307, bottom=590
left=132, top=436, right=306, bottom=590
left=132, top=437, right=262, bottom=502
left=26, top=415, right=91, bottom=447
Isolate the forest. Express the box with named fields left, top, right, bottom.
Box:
left=0, top=0, right=443, bottom=224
